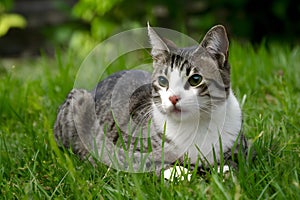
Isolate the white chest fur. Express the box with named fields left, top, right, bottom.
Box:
left=152, top=91, right=242, bottom=164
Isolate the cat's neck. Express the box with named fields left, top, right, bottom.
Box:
left=152, top=90, right=242, bottom=164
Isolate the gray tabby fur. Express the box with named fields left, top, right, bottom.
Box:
left=54, top=24, right=247, bottom=174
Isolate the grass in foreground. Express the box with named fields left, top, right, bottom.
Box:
left=0, top=43, right=300, bottom=199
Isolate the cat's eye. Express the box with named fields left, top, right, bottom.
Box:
left=188, top=74, right=203, bottom=87
left=158, top=76, right=169, bottom=87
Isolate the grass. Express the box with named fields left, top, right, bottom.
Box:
left=0, top=41, right=300, bottom=199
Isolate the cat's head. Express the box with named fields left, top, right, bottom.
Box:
left=148, top=24, right=230, bottom=121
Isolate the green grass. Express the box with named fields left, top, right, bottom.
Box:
left=0, top=42, right=300, bottom=199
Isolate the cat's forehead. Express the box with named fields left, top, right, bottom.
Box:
left=172, top=46, right=218, bottom=69
left=152, top=45, right=219, bottom=77
left=171, top=46, right=212, bottom=60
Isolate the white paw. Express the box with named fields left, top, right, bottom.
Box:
left=163, top=166, right=192, bottom=182
left=217, top=165, right=230, bottom=174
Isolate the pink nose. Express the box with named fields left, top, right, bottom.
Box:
left=169, top=95, right=180, bottom=105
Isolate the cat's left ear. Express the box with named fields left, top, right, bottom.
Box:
left=199, top=25, right=229, bottom=66
left=148, top=23, right=176, bottom=61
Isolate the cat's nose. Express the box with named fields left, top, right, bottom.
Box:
left=169, top=95, right=180, bottom=105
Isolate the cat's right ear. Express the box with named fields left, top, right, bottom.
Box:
left=199, top=25, right=229, bottom=67
left=148, top=23, right=172, bottom=61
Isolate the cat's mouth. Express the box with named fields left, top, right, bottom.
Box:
left=169, top=106, right=183, bottom=114
left=164, top=104, right=186, bottom=117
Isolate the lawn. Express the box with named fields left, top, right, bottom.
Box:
left=0, top=41, right=300, bottom=199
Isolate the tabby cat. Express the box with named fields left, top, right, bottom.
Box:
left=54, top=24, right=247, bottom=174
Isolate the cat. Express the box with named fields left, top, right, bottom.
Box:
left=54, top=24, right=247, bottom=175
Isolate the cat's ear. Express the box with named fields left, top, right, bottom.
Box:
left=200, top=25, right=229, bottom=66
left=148, top=23, right=175, bottom=61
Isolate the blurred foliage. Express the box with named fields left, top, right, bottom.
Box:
left=69, top=0, right=124, bottom=56
left=69, top=0, right=300, bottom=56
left=1, top=0, right=299, bottom=56
left=0, top=0, right=26, bottom=37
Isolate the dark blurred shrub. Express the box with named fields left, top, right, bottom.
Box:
left=70, top=0, right=300, bottom=55
left=3, top=0, right=298, bottom=56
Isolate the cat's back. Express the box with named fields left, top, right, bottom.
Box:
left=54, top=70, right=152, bottom=156
left=91, top=70, right=152, bottom=126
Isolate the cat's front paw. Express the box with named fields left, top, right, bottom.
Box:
left=163, top=166, right=192, bottom=182
left=217, top=164, right=230, bottom=174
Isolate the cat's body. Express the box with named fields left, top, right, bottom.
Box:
left=54, top=24, right=247, bottom=173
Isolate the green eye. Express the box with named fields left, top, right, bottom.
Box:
left=158, top=76, right=169, bottom=87
left=188, top=74, right=203, bottom=87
